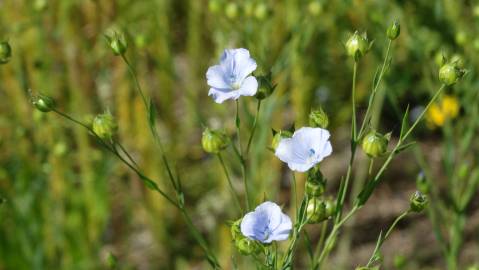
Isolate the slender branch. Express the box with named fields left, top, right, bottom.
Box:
left=217, top=153, right=243, bottom=213
left=246, top=100, right=262, bottom=154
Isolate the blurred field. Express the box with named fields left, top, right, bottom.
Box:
left=1, top=0, right=479, bottom=269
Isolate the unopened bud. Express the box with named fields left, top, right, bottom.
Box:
left=92, top=112, right=118, bottom=140
left=410, top=191, right=428, bottom=213
left=306, top=166, right=326, bottom=197
left=346, top=32, right=370, bottom=61
left=416, top=171, right=429, bottom=194
left=202, top=128, right=228, bottom=154
left=255, top=73, right=275, bottom=100
left=386, top=21, right=400, bottom=40
left=31, top=93, right=55, bottom=113
left=306, top=197, right=335, bottom=224
left=271, top=130, right=292, bottom=150
left=0, top=41, right=12, bottom=64
left=439, top=62, right=466, bottom=86
left=309, top=108, right=329, bottom=129
left=106, top=31, right=127, bottom=56
left=361, top=131, right=389, bottom=158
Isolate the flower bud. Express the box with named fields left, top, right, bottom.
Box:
left=416, top=171, right=429, bottom=194
left=386, top=21, right=400, bottom=40
left=439, top=63, right=465, bottom=86
left=202, top=128, right=228, bottom=154
left=92, top=112, right=118, bottom=140
left=255, top=73, right=275, bottom=100
left=346, top=32, right=370, bottom=61
left=225, top=2, right=239, bottom=19
left=308, top=1, right=322, bottom=16
left=410, top=191, right=428, bottom=213
left=271, top=130, right=292, bottom=151
left=306, top=198, right=334, bottom=224
left=0, top=41, right=12, bottom=64
left=254, top=3, right=268, bottom=20
left=306, top=166, right=326, bottom=197
left=361, top=131, right=389, bottom=158
left=31, top=93, right=55, bottom=112
left=231, top=219, right=261, bottom=255
left=309, top=108, right=329, bottom=129
left=106, top=32, right=127, bottom=56
left=208, top=0, right=221, bottom=14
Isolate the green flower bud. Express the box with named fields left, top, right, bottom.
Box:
left=410, top=191, right=428, bottom=213
left=306, top=198, right=334, bottom=224
left=271, top=130, right=292, bottom=151
left=92, top=112, right=118, bottom=140
left=308, top=1, right=322, bottom=16
left=346, top=31, right=370, bottom=61
left=208, top=0, right=221, bottom=14
left=106, top=252, right=118, bottom=269
left=361, top=131, right=389, bottom=158
left=255, top=73, right=275, bottom=100
left=0, top=41, right=12, bottom=64
left=231, top=219, right=261, bottom=255
left=306, top=166, right=326, bottom=197
left=254, top=3, right=268, bottom=20
left=386, top=21, right=400, bottom=40
left=439, top=63, right=465, bottom=86
left=31, top=93, right=55, bottom=113
left=202, top=128, right=228, bottom=154
left=106, top=32, right=127, bottom=56
left=309, top=108, right=329, bottom=129
left=225, top=2, right=239, bottom=19
left=416, top=171, right=429, bottom=194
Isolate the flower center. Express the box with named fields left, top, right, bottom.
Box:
left=306, top=148, right=316, bottom=163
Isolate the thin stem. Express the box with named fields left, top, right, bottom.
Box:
left=366, top=210, right=410, bottom=267
left=351, top=62, right=358, bottom=141
left=246, top=100, right=262, bottom=154
left=217, top=153, right=243, bottom=213
left=115, top=141, right=140, bottom=170
left=292, top=172, right=298, bottom=214
left=235, top=99, right=250, bottom=211
left=121, top=54, right=148, bottom=110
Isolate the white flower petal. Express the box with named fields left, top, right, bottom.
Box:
left=269, top=213, right=292, bottom=241
left=232, top=48, right=257, bottom=82
left=206, top=65, right=230, bottom=89
left=275, top=138, right=308, bottom=165
left=208, top=88, right=240, bottom=104
left=238, top=76, right=258, bottom=97
left=256, top=201, right=282, bottom=230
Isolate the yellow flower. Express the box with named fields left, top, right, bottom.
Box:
left=426, top=95, right=459, bottom=128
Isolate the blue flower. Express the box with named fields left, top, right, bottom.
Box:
left=206, top=48, right=258, bottom=103
left=240, top=201, right=292, bottom=243
left=275, top=127, right=332, bottom=172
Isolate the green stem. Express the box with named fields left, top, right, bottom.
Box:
left=351, top=62, right=358, bottom=141
left=246, top=100, right=262, bottom=154
left=366, top=210, right=410, bottom=267
left=235, top=99, right=250, bottom=211
left=217, top=153, right=243, bottom=214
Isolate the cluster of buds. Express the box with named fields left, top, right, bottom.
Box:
left=92, top=112, right=118, bottom=141
left=230, top=219, right=261, bottom=255
left=0, top=41, right=12, bottom=64
left=305, top=166, right=335, bottom=223
left=361, top=131, right=390, bottom=158
left=345, top=31, right=372, bottom=61
left=201, top=128, right=229, bottom=154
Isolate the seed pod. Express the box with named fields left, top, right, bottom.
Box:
left=92, top=112, right=118, bottom=140
left=255, top=73, right=275, bottom=100
left=106, top=31, right=127, bottom=56
left=305, top=166, right=326, bottom=197
left=202, top=128, right=229, bottom=154
left=31, top=93, right=55, bottom=113
left=230, top=219, right=261, bottom=255
left=346, top=31, right=370, bottom=61
left=361, top=131, right=389, bottom=158
left=439, top=63, right=465, bottom=86
left=410, top=191, right=428, bottom=213
left=386, top=21, right=400, bottom=40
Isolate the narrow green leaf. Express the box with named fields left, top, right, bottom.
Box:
left=400, top=104, right=410, bottom=139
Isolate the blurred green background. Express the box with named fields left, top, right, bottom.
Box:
left=1, top=0, right=479, bottom=269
